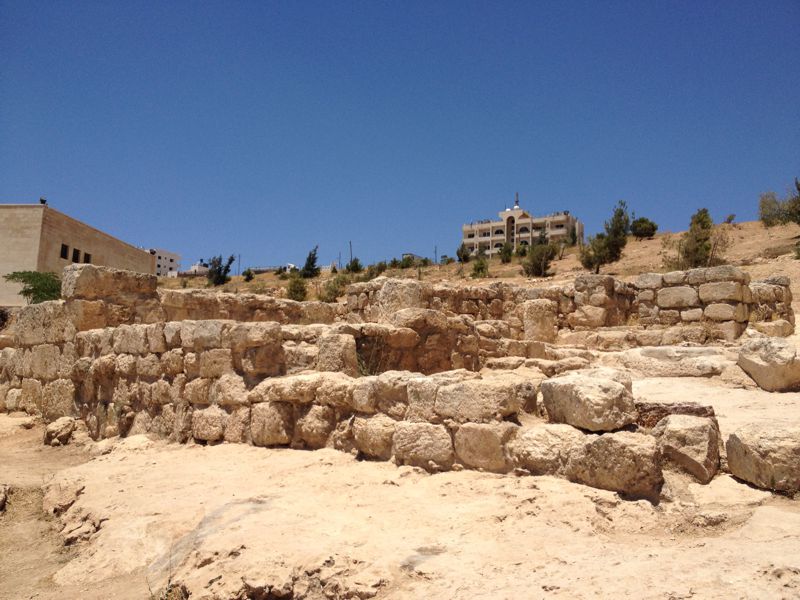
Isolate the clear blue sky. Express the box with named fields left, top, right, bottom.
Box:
left=1, top=1, right=798, bottom=268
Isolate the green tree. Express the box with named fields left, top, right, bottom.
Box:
left=242, top=268, right=255, bottom=282
left=568, top=225, right=578, bottom=246
left=3, top=271, right=61, bottom=304
left=604, top=200, right=630, bottom=261
left=301, top=246, right=321, bottom=278
left=286, top=273, right=307, bottom=301
left=579, top=234, right=611, bottom=274
left=207, top=255, right=236, bottom=286
left=630, top=217, right=658, bottom=240
left=345, top=257, right=363, bottom=273
left=681, top=208, right=714, bottom=268
left=515, top=244, right=528, bottom=257
left=499, top=242, right=513, bottom=264
left=456, top=243, right=471, bottom=263
left=522, top=244, right=557, bottom=277
left=471, top=256, right=489, bottom=278
left=399, top=255, right=415, bottom=269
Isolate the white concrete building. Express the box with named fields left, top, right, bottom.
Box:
left=147, top=248, right=181, bottom=277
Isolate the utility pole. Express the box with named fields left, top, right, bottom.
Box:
left=338, top=252, right=342, bottom=270
left=434, top=245, right=438, bottom=265
left=349, top=241, right=353, bottom=265
left=237, top=254, right=241, bottom=276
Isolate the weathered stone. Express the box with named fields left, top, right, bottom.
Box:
left=634, top=399, right=716, bottom=429
left=635, top=273, right=663, bottom=290
left=41, top=379, right=75, bottom=422
left=191, top=405, right=227, bottom=442
left=704, top=303, right=747, bottom=322
left=454, top=422, right=517, bottom=473
left=198, top=348, right=233, bottom=378
left=750, top=319, right=794, bottom=337
left=353, top=414, right=396, bottom=460
left=662, top=271, right=686, bottom=285
left=44, top=416, right=76, bottom=446
left=13, top=301, right=76, bottom=346
left=681, top=308, right=703, bottom=322
left=507, top=423, right=586, bottom=475
left=657, top=286, right=699, bottom=309
left=209, top=373, right=249, bottom=407
left=698, top=281, right=743, bottom=303
left=519, top=299, right=557, bottom=343
left=738, top=337, right=800, bottom=392
left=541, top=370, right=636, bottom=432
left=112, top=324, right=148, bottom=355
left=223, top=407, right=251, bottom=444
left=435, top=378, right=523, bottom=423
left=704, top=265, right=749, bottom=284
left=61, top=263, right=157, bottom=302
left=726, top=425, right=800, bottom=493
left=29, top=344, right=60, bottom=380
left=316, top=334, right=358, bottom=377
left=294, top=405, right=335, bottom=449
left=392, top=422, right=454, bottom=470
left=250, top=402, right=293, bottom=446
left=567, top=305, right=606, bottom=328
left=183, top=378, right=212, bottom=405
left=652, top=415, right=719, bottom=483
left=566, top=431, right=663, bottom=501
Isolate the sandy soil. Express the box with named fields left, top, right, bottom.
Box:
left=1, top=370, right=799, bottom=600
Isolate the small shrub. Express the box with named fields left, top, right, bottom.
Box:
left=286, top=274, right=307, bottom=301
left=579, top=235, right=611, bottom=274
left=515, top=244, right=528, bottom=257
left=419, top=257, right=432, bottom=267
left=440, top=255, right=455, bottom=265
left=399, top=255, right=415, bottom=269
left=499, top=242, right=513, bottom=264
left=724, top=214, right=736, bottom=224
left=330, top=264, right=338, bottom=274
left=345, top=257, right=363, bottom=273
left=456, top=243, right=471, bottom=263
left=522, top=244, right=557, bottom=277
left=206, top=255, right=236, bottom=286
left=471, top=257, right=489, bottom=278
left=388, top=258, right=401, bottom=269
left=180, top=278, right=188, bottom=289
left=3, top=271, right=61, bottom=304
left=242, top=268, right=255, bottom=282
left=318, top=274, right=349, bottom=302
left=630, top=217, right=658, bottom=240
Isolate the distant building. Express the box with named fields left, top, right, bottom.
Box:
left=461, top=196, right=584, bottom=257
left=184, top=261, right=209, bottom=276
left=147, top=248, right=181, bottom=277
left=0, top=203, right=156, bottom=306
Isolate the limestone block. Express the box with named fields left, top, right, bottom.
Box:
left=20, top=378, right=43, bottom=414
left=652, top=415, right=720, bottom=483
left=191, top=405, right=227, bottom=442
left=30, top=344, right=60, bottom=380
left=66, top=299, right=107, bottom=331
left=315, top=372, right=355, bottom=409
left=567, top=305, right=606, bottom=328
left=541, top=370, right=636, bottom=432
left=635, top=273, right=663, bottom=290
left=710, top=320, right=745, bottom=342
left=507, top=423, right=587, bottom=475
left=160, top=349, right=185, bottom=377
left=13, top=301, right=76, bottom=346
left=662, top=271, right=687, bottom=285
left=737, top=337, right=800, bottom=392
left=57, top=343, right=77, bottom=379
left=41, top=379, right=76, bottom=422
left=250, top=402, right=293, bottom=446
left=112, top=324, right=148, bottom=355
left=681, top=308, right=703, bottom=322
left=294, top=405, right=336, bottom=449
left=136, top=354, right=162, bottom=380
left=638, top=289, right=655, bottom=303
left=209, top=373, right=249, bottom=407
left=434, top=378, right=523, bottom=423
left=317, top=334, right=358, bottom=377
left=61, top=264, right=157, bottom=302
left=44, top=417, right=75, bottom=446
left=163, top=322, right=182, bottom=348
left=634, top=399, right=716, bottom=429
left=519, top=299, right=557, bottom=343
left=374, top=278, right=424, bottom=316
left=704, top=303, right=747, bottom=322
left=114, top=354, right=137, bottom=378
left=242, top=345, right=286, bottom=378
left=658, top=310, right=681, bottom=325
left=145, top=323, right=167, bottom=353
left=392, top=422, right=454, bottom=470
left=698, top=281, right=743, bottom=303
left=566, top=431, right=663, bottom=501
left=405, top=377, right=440, bottom=423
left=249, top=372, right=325, bottom=405
left=183, top=378, right=212, bottom=405
left=454, top=422, right=518, bottom=473
left=228, top=321, right=282, bottom=352
left=353, top=414, right=396, bottom=460
left=198, top=348, right=233, bottom=378
left=351, top=376, right=379, bottom=414
left=751, top=319, right=794, bottom=337
left=224, top=407, right=251, bottom=444
left=656, top=286, right=699, bottom=309
left=704, top=265, right=749, bottom=284
left=188, top=320, right=234, bottom=351
left=5, top=388, right=21, bottom=411
left=726, top=425, right=800, bottom=494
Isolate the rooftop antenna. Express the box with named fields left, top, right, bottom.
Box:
left=514, top=192, right=519, bottom=209
left=39, top=196, right=47, bottom=205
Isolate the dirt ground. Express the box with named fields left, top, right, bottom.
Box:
left=2, top=368, right=799, bottom=600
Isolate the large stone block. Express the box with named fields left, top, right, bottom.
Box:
left=250, top=402, right=294, bottom=446
left=454, top=422, right=517, bottom=473
left=29, top=344, right=60, bottom=380
left=566, top=431, right=663, bottom=501
left=353, top=414, right=396, bottom=460
left=198, top=348, right=234, bottom=378
left=316, top=334, right=358, bottom=377
left=112, top=324, right=148, bottom=355
left=541, top=370, right=636, bottom=432
left=519, top=299, right=557, bottom=343
left=698, top=281, right=744, bottom=303
left=293, top=405, right=335, bottom=449
left=656, top=286, right=699, bottom=309
left=41, top=379, right=76, bottom=422
left=192, top=405, right=227, bottom=442
left=392, top=422, right=454, bottom=470
left=61, top=264, right=157, bottom=302
left=434, top=378, right=523, bottom=423
left=704, top=303, right=748, bottom=322
left=567, top=305, right=606, bottom=328
left=13, top=301, right=76, bottom=346
left=738, top=337, right=800, bottom=392
left=507, top=423, right=587, bottom=475
left=209, top=373, right=249, bottom=407
left=652, top=415, right=719, bottom=483
left=726, top=425, right=800, bottom=494
left=635, top=273, right=663, bottom=290
left=703, top=265, right=749, bottom=284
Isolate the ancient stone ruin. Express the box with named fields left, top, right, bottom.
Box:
left=0, top=263, right=798, bottom=501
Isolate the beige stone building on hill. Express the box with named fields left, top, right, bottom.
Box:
left=461, top=198, right=584, bottom=257
left=0, top=203, right=156, bottom=306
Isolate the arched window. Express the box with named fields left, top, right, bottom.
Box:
left=494, top=229, right=504, bottom=236
left=520, top=240, right=530, bottom=246
left=494, top=242, right=503, bottom=248
left=518, top=226, right=530, bottom=234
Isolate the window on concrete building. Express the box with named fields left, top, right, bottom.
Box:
left=72, top=248, right=80, bottom=262
left=60, top=244, right=69, bottom=259
left=83, top=253, right=92, bottom=264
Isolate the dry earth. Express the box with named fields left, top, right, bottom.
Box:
left=2, top=366, right=800, bottom=600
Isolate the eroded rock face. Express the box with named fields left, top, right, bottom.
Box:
left=652, top=415, right=720, bottom=484
left=540, top=369, right=637, bottom=432
left=726, top=425, right=800, bottom=494
left=392, top=422, right=454, bottom=471
left=737, top=337, right=800, bottom=392
left=565, top=431, right=663, bottom=501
